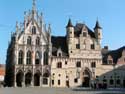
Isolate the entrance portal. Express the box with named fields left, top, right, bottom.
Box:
left=34, top=73, right=40, bottom=86
left=25, top=72, right=32, bottom=87
left=82, top=69, right=90, bottom=87
left=16, top=71, right=23, bottom=87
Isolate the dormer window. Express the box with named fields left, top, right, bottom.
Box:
left=57, top=48, right=62, bottom=57
left=107, top=55, right=113, bottom=64
left=83, top=32, right=87, bottom=37
left=32, top=26, right=36, bottom=34
left=58, top=53, right=62, bottom=57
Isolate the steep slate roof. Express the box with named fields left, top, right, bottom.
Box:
left=103, top=46, right=125, bottom=64
left=51, top=36, right=68, bottom=56
left=74, top=23, right=96, bottom=38
left=94, top=20, right=102, bottom=29
left=66, top=19, right=74, bottom=28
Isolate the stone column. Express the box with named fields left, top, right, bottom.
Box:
left=31, top=70, right=34, bottom=87
left=22, top=73, right=25, bottom=87
left=23, top=46, right=26, bottom=65
left=40, top=75, right=42, bottom=87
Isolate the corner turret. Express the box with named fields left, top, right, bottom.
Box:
left=94, top=20, right=102, bottom=44
left=66, top=19, right=74, bottom=38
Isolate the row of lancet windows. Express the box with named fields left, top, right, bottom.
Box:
left=27, top=36, right=40, bottom=45
left=18, top=50, right=48, bottom=65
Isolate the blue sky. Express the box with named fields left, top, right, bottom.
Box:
left=0, top=0, right=125, bottom=64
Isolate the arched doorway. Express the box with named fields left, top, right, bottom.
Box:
left=16, top=71, right=23, bottom=87
left=82, top=69, right=91, bottom=87
left=25, top=72, right=32, bottom=87
left=43, top=70, right=50, bottom=85
left=34, top=72, right=41, bottom=86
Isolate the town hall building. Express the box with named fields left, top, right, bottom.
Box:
left=5, top=0, right=125, bottom=88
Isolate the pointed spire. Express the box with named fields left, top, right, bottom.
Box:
left=16, top=21, right=19, bottom=32
left=32, top=0, right=36, bottom=19
left=94, top=20, right=102, bottom=29
left=48, top=24, right=51, bottom=33
left=32, top=0, right=36, bottom=12
left=66, top=18, right=73, bottom=28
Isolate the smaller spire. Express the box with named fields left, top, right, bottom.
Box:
left=48, top=24, right=51, bottom=33
left=66, top=18, right=73, bottom=28
left=32, top=0, right=36, bottom=12
left=16, top=21, right=19, bottom=32
left=94, top=20, right=102, bottom=29
left=32, top=0, right=36, bottom=19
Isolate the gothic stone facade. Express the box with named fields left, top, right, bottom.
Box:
left=5, top=1, right=125, bottom=88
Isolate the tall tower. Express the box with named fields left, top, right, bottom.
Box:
left=94, top=20, right=102, bottom=44
left=66, top=19, right=74, bottom=55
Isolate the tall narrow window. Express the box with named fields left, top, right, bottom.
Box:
left=76, top=61, right=81, bottom=67
left=58, top=80, right=60, bottom=85
left=57, top=62, right=62, bottom=68
left=91, top=62, right=96, bottom=68
left=44, top=51, right=48, bottom=65
left=36, top=37, right=40, bottom=45
left=91, top=44, right=95, bottom=49
left=18, top=50, right=23, bottom=64
left=52, top=80, right=54, bottom=85
left=76, top=44, right=80, bottom=49
left=32, top=26, right=36, bottom=34
left=35, top=52, right=40, bottom=65
left=27, top=36, right=31, bottom=45
left=26, top=51, right=31, bottom=64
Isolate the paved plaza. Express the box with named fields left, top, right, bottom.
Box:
left=1, top=87, right=125, bottom=94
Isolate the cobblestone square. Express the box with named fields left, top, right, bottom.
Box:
left=1, top=87, right=125, bottom=94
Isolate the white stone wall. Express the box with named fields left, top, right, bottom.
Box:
left=0, top=75, right=4, bottom=82
left=51, top=57, right=102, bottom=87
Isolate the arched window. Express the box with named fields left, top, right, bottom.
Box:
left=44, top=51, right=48, bottom=65
left=57, top=62, right=62, bottom=68
left=26, top=51, right=31, bottom=65
left=35, top=52, right=40, bottom=65
left=36, top=37, right=40, bottom=45
left=32, top=26, right=36, bottom=34
left=18, top=50, right=23, bottom=64
left=27, top=36, right=31, bottom=45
